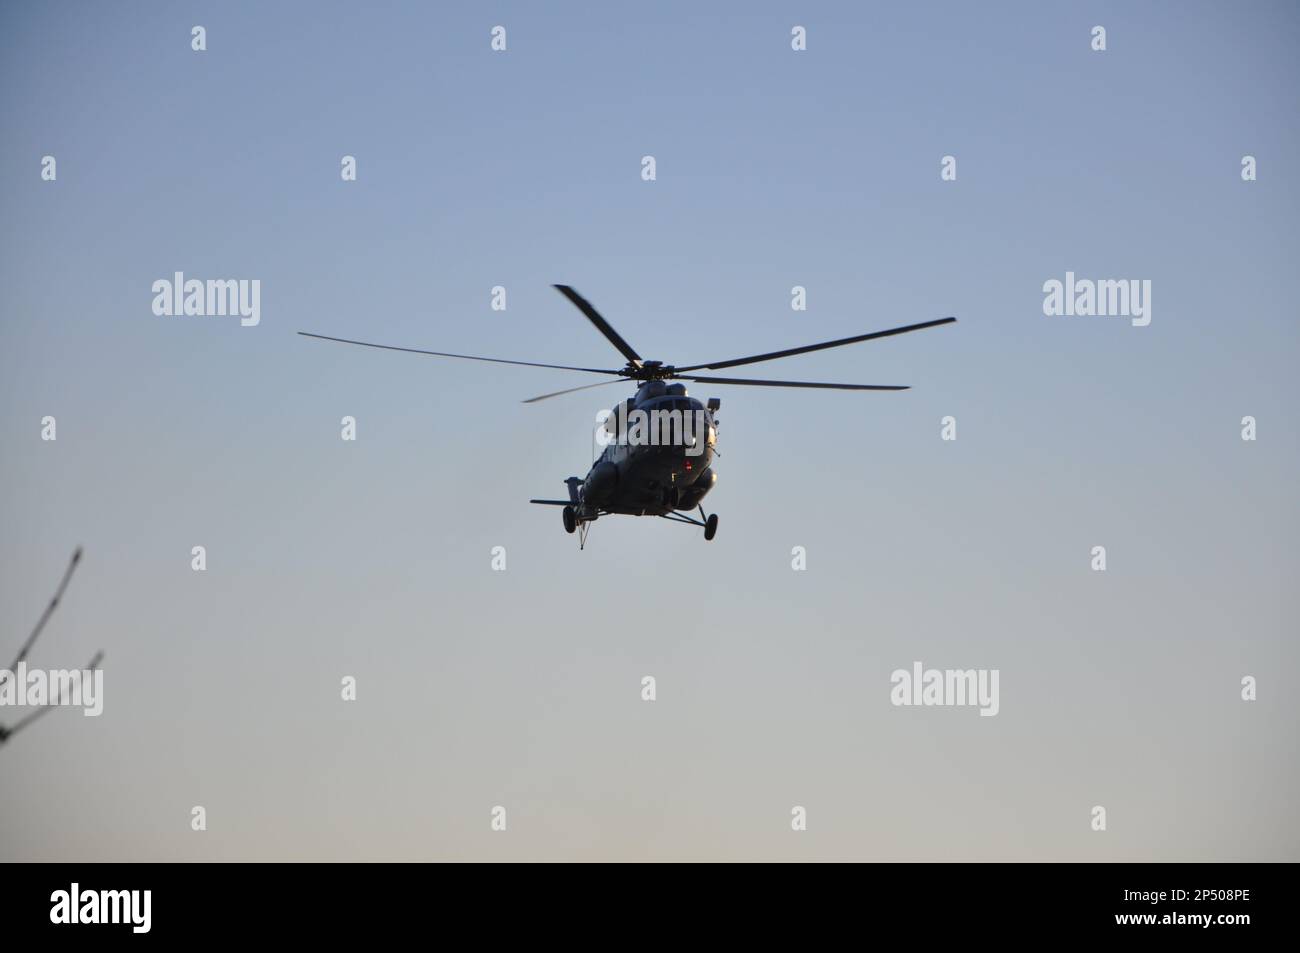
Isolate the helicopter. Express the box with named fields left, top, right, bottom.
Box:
left=299, top=285, right=955, bottom=546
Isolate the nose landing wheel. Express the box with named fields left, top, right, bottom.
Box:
left=656, top=504, right=718, bottom=542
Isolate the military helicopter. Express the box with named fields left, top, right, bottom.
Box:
left=299, top=285, right=955, bottom=546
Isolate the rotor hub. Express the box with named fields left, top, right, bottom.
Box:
left=625, top=360, right=676, bottom=381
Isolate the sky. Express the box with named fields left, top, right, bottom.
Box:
left=0, top=0, right=1296, bottom=861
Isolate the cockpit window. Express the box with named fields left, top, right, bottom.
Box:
left=641, top=396, right=704, bottom=413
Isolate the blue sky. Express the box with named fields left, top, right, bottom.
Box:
left=1, top=1, right=1296, bottom=860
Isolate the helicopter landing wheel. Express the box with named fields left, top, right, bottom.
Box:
left=562, top=505, right=577, bottom=534
left=704, top=513, right=719, bottom=541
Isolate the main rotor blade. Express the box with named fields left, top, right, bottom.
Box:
left=297, top=332, right=622, bottom=376
left=679, top=375, right=908, bottom=391
left=553, top=285, right=642, bottom=365
left=675, top=316, right=956, bottom=373
left=522, top=378, right=631, bottom=403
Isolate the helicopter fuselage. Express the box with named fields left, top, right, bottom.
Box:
left=577, top=384, right=717, bottom=518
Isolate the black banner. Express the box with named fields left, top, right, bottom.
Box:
left=7, top=863, right=1278, bottom=939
